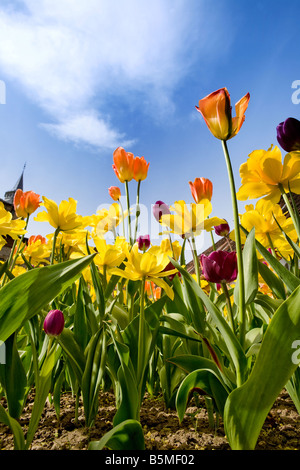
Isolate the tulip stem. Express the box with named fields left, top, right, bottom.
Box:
left=221, top=281, right=235, bottom=334
left=50, top=228, right=60, bottom=265
left=134, top=180, right=141, bottom=243
left=266, top=233, right=276, bottom=258
left=191, top=236, right=201, bottom=285
left=118, top=198, right=126, bottom=238
left=222, top=140, right=246, bottom=349
left=125, top=181, right=133, bottom=245
left=137, top=277, right=146, bottom=411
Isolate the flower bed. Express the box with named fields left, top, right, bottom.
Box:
left=0, top=88, right=300, bottom=451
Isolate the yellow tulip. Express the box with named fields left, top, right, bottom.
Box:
left=21, top=235, right=51, bottom=266
left=238, top=199, right=297, bottom=257
left=89, top=203, right=127, bottom=236
left=34, top=197, right=87, bottom=232
left=196, top=87, right=250, bottom=141
left=93, top=236, right=126, bottom=272
left=110, top=243, right=177, bottom=299
left=237, top=145, right=300, bottom=203
left=160, top=199, right=226, bottom=238
left=0, top=201, right=27, bottom=249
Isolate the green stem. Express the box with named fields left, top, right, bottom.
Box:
left=221, top=281, right=235, bottom=334
left=50, top=228, right=60, bottom=265
left=125, top=181, right=132, bottom=245
left=103, top=264, right=107, bottom=291
left=222, top=140, right=245, bottom=349
left=118, top=199, right=126, bottom=238
left=134, top=180, right=141, bottom=243
left=278, top=183, right=300, bottom=241
left=137, top=277, right=146, bottom=404
left=2, top=215, right=30, bottom=286
left=191, top=236, right=201, bottom=285
left=266, top=232, right=276, bottom=258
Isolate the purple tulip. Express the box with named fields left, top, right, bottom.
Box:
left=137, top=234, right=151, bottom=251
left=43, top=309, right=65, bottom=337
left=200, top=250, right=238, bottom=284
left=214, top=222, right=230, bottom=237
left=153, top=200, right=170, bottom=223
left=276, top=117, right=300, bottom=152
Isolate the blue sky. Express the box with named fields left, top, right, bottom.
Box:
left=0, top=0, right=299, bottom=258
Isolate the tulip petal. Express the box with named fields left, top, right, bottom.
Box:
left=148, top=276, right=174, bottom=300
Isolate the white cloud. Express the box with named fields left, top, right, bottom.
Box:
left=0, top=0, right=228, bottom=150
left=41, top=111, right=135, bottom=150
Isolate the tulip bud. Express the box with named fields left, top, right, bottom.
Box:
left=200, top=251, right=237, bottom=284
left=189, top=177, right=213, bottom=203
left=43, top=310, right=65, bottom=337
left=153, top=200, right=170, bottom=223
left=108, top=186, right=121, bottom=201
left=276, top=117, right=300, bottom=152
left=137, top=234, right=151, bottom=251
left=214, top=222, right=230, bottom=237
left=14, top=189, right=41, bottom=219
left=133, top=156, right=150, bottom=182
left=112, top=147, right=135, bottom=183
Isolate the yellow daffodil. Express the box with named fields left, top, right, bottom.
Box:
left=237, top=145, right=300, bottom=203
left=0, top=201, right=27, bottom=249
left=34, top=196, right=88, bottom=232
left=160, top=199, right=225, bottom=238
left=110, top=243, right=177, bottom=299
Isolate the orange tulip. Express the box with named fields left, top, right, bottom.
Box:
left=14, top=189, right=41, bottom=218
left=189, top=177, right=213, bottom=203
left=196, top=87, right=250, bottom=140
left=28, top=234, right=47, bottom=245
left=133, top=156, right=150, bottom=181
left=108, top=186, right=121, bottom=201
left=112, top=147, right=135, bottom=183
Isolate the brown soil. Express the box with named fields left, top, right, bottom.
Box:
left=0, top=389, right=299, bottom=451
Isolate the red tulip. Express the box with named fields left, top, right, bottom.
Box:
left=43, top=310, right=65, bottom=337
left=200, top=250, right=237, bottom=284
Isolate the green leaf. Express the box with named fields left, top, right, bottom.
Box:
left=224, top=284, right=300, bottom=450
left=257, top=260, right=286, bottom=299
left=82, top=328, right=107, bottom=427
left=170, top=260, right=248, bottom=386
left=88, top=419, right=145, bottom=450
left=25, top=342, right=61, bottom=449
left=113, top=362, right=140, bottom=427
left=176, top=368, right=229, bottom=421
left=241, top=225, right=300, bottom=293
left=167, top=354, right=233, bottom=389
left=0, top=254, right=95, bottom=342
left=4, top=333, right=27, bottom=419
left=234, top=228, right=258, bottom=306
left=73, top=276, right=89, bottom=351
left=0, top=402, right=25, bottom=450
left=58, top=328, right=85, bottom=385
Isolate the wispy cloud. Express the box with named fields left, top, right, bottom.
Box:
left=0, top=0, right=229, bottom=150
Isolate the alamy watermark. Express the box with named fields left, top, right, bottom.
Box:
left=0, top=340, right=5, bottom=365
left=0, top=80, right=6, bottom=105
left=292, top=339, right=300, bottom=365
left=291, top=80, right=300, bottom=104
